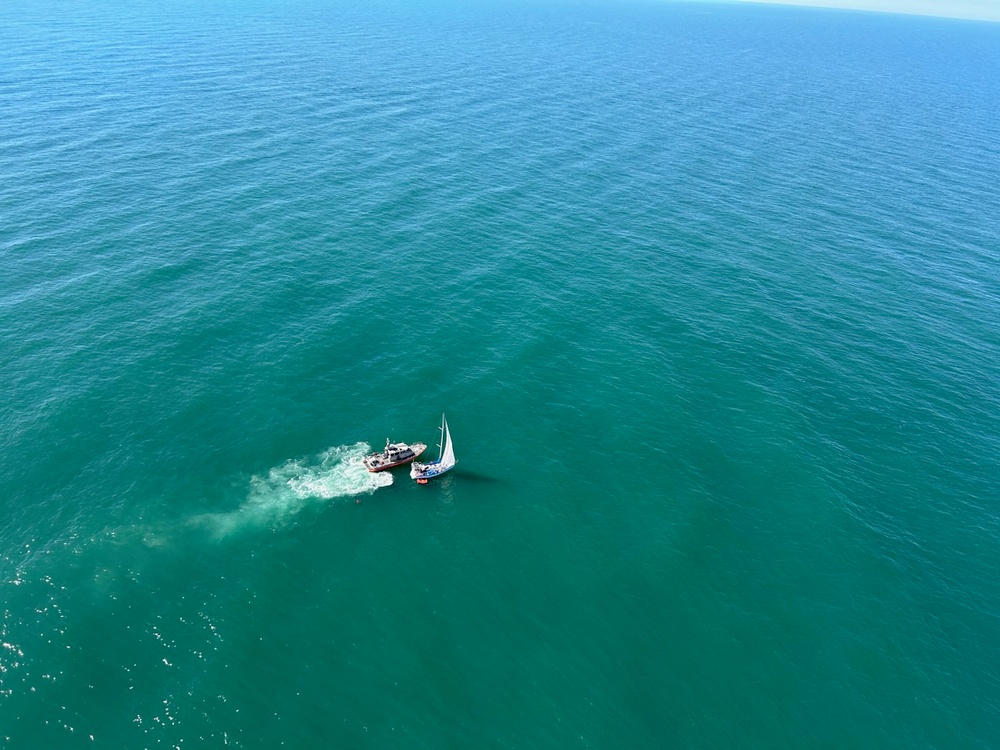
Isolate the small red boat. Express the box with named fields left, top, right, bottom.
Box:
left=362, top=439, right=427, bottom=472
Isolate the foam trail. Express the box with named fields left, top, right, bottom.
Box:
left=191, top=442, right=390, bottom=538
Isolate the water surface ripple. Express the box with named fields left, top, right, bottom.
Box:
left=2, top=1, right=999, bottom=747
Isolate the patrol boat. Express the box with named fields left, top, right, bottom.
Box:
left=363, top=439, right=427, bottom=472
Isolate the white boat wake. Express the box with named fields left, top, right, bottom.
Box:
left=189, top=442, right=391, bottom=538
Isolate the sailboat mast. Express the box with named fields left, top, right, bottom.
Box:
left=437, top=413, right=445, bottom=461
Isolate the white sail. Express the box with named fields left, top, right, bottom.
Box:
left=440, top=417, right=456, bottom=469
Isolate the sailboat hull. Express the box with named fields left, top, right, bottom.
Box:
left=409, top=461, right=456, bottom=481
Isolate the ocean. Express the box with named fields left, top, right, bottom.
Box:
left=2, top=0, right=999, bottom=746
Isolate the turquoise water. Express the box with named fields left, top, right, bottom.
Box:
left=3, top=1, right=1000, bottom=746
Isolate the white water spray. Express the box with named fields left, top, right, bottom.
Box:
left=190, top=442, right=391, bottom=538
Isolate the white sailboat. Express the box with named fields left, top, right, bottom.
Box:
left=410, top=414, right=456, bottom=484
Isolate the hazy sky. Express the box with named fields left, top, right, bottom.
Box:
left=706, top=0, right=1000, bottom=22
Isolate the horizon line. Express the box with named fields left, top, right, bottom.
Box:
left=683, top=0, right=1000, bottom=23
